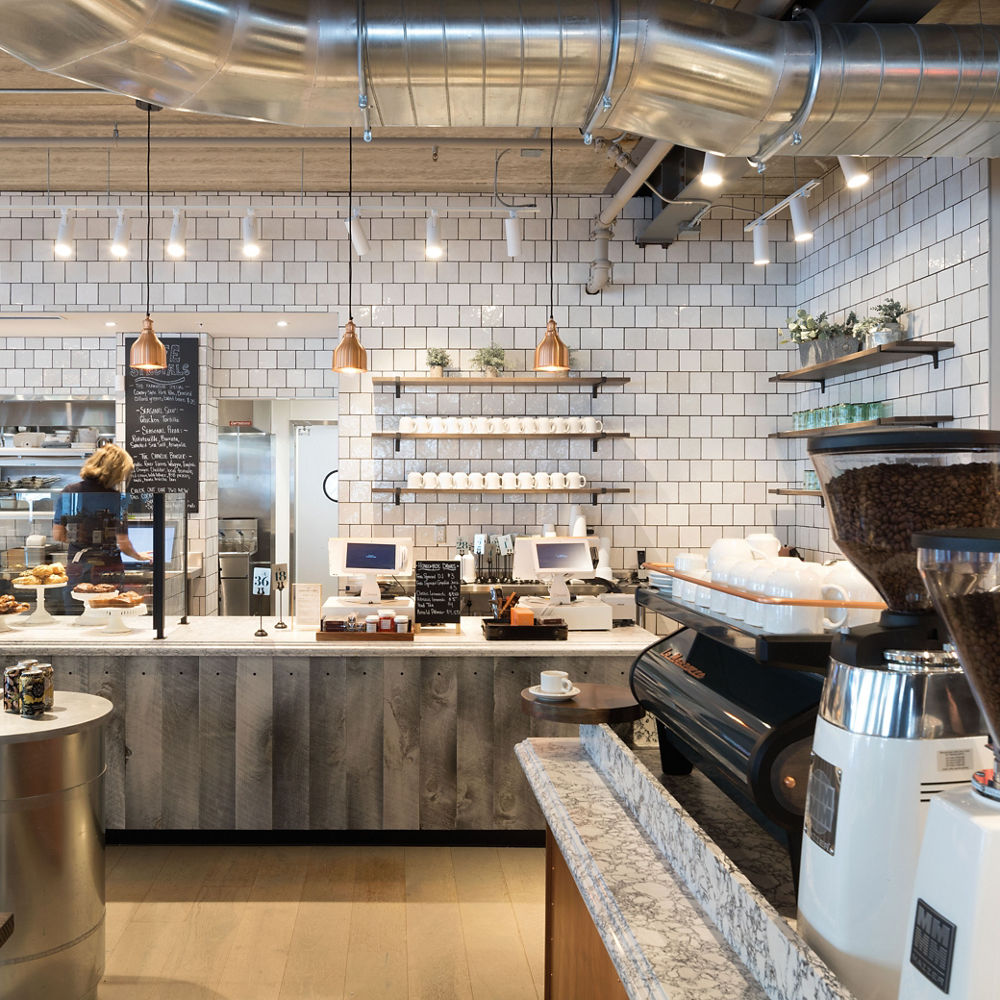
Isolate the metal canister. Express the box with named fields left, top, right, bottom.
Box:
left=18, top=668, right=47, bottom=718
left=37, top=662, right=54, bottom=709
left=4, top=664, right=24, bottom=713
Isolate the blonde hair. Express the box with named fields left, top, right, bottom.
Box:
left=80, top=444, right=134, bottom=490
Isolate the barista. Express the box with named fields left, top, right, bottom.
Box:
left=52, top=444, right=151, bottom=607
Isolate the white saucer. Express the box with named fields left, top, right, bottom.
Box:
left=528, top=684, right=581, bottom=702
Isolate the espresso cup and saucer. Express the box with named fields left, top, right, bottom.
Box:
left=529, top=669, right=581, bottom=702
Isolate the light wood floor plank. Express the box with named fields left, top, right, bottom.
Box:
left=498, top=848, right=547, bottom=996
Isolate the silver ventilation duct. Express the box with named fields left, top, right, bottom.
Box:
left=2, top=1, right=1000, bottom=158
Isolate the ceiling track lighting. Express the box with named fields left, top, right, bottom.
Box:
left=789, top=194, right=814, bottom=243
left=110, top=207, right=130, bottom=259
left=838, top=155, right=870, bottom=190
left=333, top=126, right=368, bottom=375
left=425, top=210, right=444, bottom=260
left=742, top=178, right=819, bottom=247
left=166, top=208, right=187, bottom=258
left=534, top=129, right=570, bottom=374
left=700, top=151, right=724, bottom=188
left=504, top=211, right=521, bottom=258
left=53, top=208, right=74, bottom=258
left=128, top=100, right=167, bottom=372
left=752, top=223, right=770, bottom=266
left=241, top=209, right=261, bottom=258
left=344, top=207, right=370, bottom=257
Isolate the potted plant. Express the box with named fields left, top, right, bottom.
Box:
left=425, top=347, right=451, bottom=378
left=864, top=298, right=907, bottom=349
left=471, top=343, right=506, bottom=378
left=783, top=309, right=861, bottom=367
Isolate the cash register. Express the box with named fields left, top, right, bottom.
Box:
left=322, top=536, right=415, bottom=619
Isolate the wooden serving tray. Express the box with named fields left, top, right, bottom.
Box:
left=314, top=629, right=415, bottom=642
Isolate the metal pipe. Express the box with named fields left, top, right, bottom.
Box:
left=0, top=135, right=585, bottom=148
left=596, top=139, right=673, bottom=228
left=586, top=223, right=613, bottom=295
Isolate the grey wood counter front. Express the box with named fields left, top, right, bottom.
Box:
left=0, top=617, right=656, bottom=832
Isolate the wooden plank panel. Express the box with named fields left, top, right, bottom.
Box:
left=199, top=656, right=238, bottom=830
left=499, top=847, right=547, bottom=997
left=308, top=656, right=347, bottom=829
left=419, top=656, right=458, bottom=829
left=160, top=656, right=201, bottom=829
left=271, top=655, right=311, bottom=830
left=493, top=657, right=543, bottom=830
left=382, top=656, right=421, bottom=830
left=235, top=656, right=274, bottom=830
left=345, top=656, right=384, bottom=829
left=456, top=656, right=494, bottom=830
left=97, top=657, right=128, bottom=830
left=125, top=656, right=164, bottom=829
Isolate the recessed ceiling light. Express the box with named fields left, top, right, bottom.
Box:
left=276, top=320, right=288, bottom=328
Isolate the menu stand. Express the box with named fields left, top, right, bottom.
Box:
left=273, top=565, right=288, bottom=629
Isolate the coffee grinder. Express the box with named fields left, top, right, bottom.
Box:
left=796, top=429, right=1000, bottom=1000
left=897, top=529, right=1000, bottom=1000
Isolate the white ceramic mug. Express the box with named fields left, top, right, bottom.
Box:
left=504, top=417, right=522, bottom=434
left=534, top=471, right=551, bottom=490
left=566, top=472, right=587, bottom=488
left=422, top=471, right=439, bottom=489
left=580, top=417, right=603, bottom=433
left=501, top=472, right=517, bottom=489
left=444, top=416, right=460, bottom=433
left=406, top=471, right=424, bottom=489
left=438, top=471, right=455, bottom=489
left=744, top=560, right=779, bottom=628
left=474, top=416, right=491, bottom=434
left=725, top=559, right=758, bottom=620
left=539, top=669, right=573, bottom=694
left=460, top=417, right=475, bottom=434
left=453, top=471, right=469, bottom=489
left=534, top=416, right=553, bottom=434
left=549, top=472, right=566, bottom=489
left=564, top=416, right=583, bottom=433
left=414, top=416, right=430, bottom=433
left=764, top=564, right=846, bottom=635
left=469, top=472, right=485, bottom=489
left=708, top=538, right=754, bottom=574
left=521, top=417, right=537, bottom=434
left=429, top=416, right=445, bottom=434
left=399, top=416, right=416, bottom=433
left=489, top=417, right=506, bottom=434
left=746, top=532, right=782, bottom=561
left=485, top=472, right=502, bottom=489
left=674, top=553, right=707, bottom=604
left=821, top=561, right=883, bottom=629
left=549, top=417, right=567, bottom=433
left=517, top=471, right=534, bottom=490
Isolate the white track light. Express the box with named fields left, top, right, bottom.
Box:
left=53, top=208, right=74, bottom=258
left=241, top=209, right=261, bottom=258
left=790, top=195, right=814, bottom=242
left=838, top=155, right=870, bottom=190
left=344, top=209, right=370, bottom=257
left=700, top=152, right=724, bottom=188
left=504, top=211, right=521, bottom=258
left=110, top=208, right=130, bottom=258
left=425, top=210, right=443, bottom=260
left=752, top=223, right=770, bottom=265
left=166, top=209, right=187, bottom=258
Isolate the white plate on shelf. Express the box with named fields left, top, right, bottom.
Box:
left=528, top=684, right=581, bottom=702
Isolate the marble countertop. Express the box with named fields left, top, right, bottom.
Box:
left=0, top=690, right=112, bottom=744
left=0, top=615, right=659, bottom=658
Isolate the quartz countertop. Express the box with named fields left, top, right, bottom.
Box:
left=0, top=690, right=112, bottom=744
left=0, top=615, right=659, bottom=658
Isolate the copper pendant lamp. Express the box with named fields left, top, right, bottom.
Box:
left=129, top=101, right=167, bottom=372
left=533, top=128, right=569, bottom=374
left=332, top=127, right=368, bottom=375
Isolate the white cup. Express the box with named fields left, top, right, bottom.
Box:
left=580, top=417, right=603, bottom=433
left=708, top=538, right=754, bottom=575
left=534, top=471, right=551, bottom=489
left=674, top=553, right=707, bottom=604
left=406, top=471, right=424, bottom=489
left=489, top=417, right=506, bottom=434
left=501, top=472, right=517, bottom=489
left=422, top=471, right=439, bottom=489
left=821, top=561, right=883, bottom=629
left=504, top=417, right=522, bottom=434
left=534, top=416, right=553, bottom=434
left=399, top=416, right=416, bottom=433
left=764, top=564, right=846, bottom=635
left=747, top=532, right=782, bottom=561
left=566, top=472, right=587, bottom=488
left=541, top=523, right=557, bottom=537
left=444, top=416, right=460, bottom=433
left=469, top=472, right=485, bottom=489
left=744, top=560, right=778, bottom=628
left=539, top=669, right=573, bottom=694
left=414, top=416, right=430, bottom=433
left=517, top=471, right=535, bottom=490
left=564, top=416, right=583, bottom=433
left=429, top=416, right=445, bottom=434
left=521, top=417, right=537, bottom=434
left=725, top=559, right=758, bottom=620
left=438, top=471, right=455, bottom=489
left=709, top=557, right=741, bottom=614
left=485, top=472, right=501, bottom=489
left=549, top=417, right=567, bottom=433
left=549, top=472, right=566, bottom=489
left=460, top=417, right=475, bottom=434
left=474, top=416, right=490, bottom=434
left=453, top=471, right=469, bottom=490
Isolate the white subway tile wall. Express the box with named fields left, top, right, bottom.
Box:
left=0, top=157, right=987, bottom=610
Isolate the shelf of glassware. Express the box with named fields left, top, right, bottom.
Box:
left=372, top=374, right=631, bottom=398
left=372, top=486, right=630, bottom=506
left=768, top=414, right=952, bottom=439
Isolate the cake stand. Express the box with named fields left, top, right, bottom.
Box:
left=13, top=582, right=67, bottom=626
left=0, top=610, right=25, bottom=632
left=71, top=589, right=119, bottom=626
left=89, top=604, right=146, bottom=634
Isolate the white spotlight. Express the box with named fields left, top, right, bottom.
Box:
left=752, top=223, right=770, bottom=266
left=53, top=208, right=74, bottom=259
left=344, top=209, right=370, bottom=257
left=700, top=152, right=724, bottom=188
left=110, top=208, right=130, bottom=258
left=166, top=209, right=187, bottom=258
left=789, top=195, right=814, bottom=243
left=837, top=155, right=870, bottom=190
left=241, top=209, right=261, bottom=258
left=504, top=211, right=521, bottom=258
left=425, top=210, right=444, bottom=260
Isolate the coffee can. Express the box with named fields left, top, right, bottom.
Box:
left=18, top=668, right=46, bottom=718
left=36, top=663, right=54, bottom=710
left=3, top=665, right=24, bottom=713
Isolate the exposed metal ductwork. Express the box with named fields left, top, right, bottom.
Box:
left=1, top=1, right=1000, bottom=158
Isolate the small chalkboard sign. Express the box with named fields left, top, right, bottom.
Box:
left=415, top=560, right=462, bottom=626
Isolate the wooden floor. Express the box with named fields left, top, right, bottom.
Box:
left=100, top=844, right=545, bottom=1000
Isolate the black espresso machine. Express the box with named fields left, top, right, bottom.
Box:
left=631, top=588, right=831, bottom=877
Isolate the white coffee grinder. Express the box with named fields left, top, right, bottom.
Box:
left=797, top=429, right=1000, bottom=1000
left=897, top=529, right=1000, bottom=1000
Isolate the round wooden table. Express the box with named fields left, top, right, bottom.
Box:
left=520, top=682, right=644, bottom=725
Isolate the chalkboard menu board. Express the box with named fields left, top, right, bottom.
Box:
left=125, top=336, right=199, bottom=513
left=414, top=560, right=462, bottom=625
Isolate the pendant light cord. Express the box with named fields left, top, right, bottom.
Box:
left=146, top=104, right=151, bottom=319
left=549, top=127, right=554, bottom=322
left=348, top=126, right=353, bottom=323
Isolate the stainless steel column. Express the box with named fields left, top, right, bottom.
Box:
left=0, top=693, right=112, bottom=1000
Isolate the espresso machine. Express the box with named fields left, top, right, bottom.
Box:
left=897, top=529, right=1000, bottom=1000
left=796, top=429, right=1000, bottom=1000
